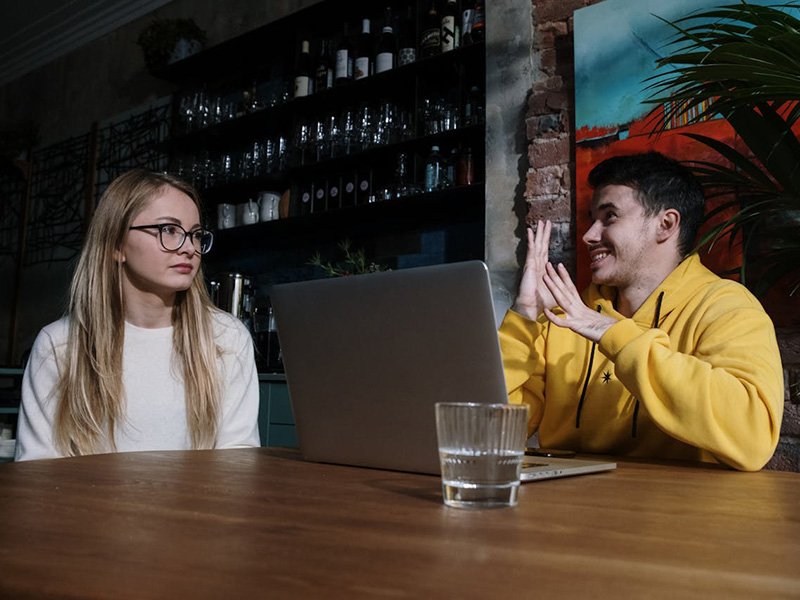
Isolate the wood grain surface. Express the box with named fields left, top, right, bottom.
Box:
left=0, top=447, right=797, bottom=599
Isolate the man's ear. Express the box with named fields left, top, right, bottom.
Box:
left=656, top=209, right=681, bottom=244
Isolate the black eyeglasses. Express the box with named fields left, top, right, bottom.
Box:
left=129, top=223, right=214, bottom=254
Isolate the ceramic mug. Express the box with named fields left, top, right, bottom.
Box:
left=239, top=199, right=259, bottom=225
left=217, top=203, right=235, bottom=229
left=258, top=191, right=280, bottom=222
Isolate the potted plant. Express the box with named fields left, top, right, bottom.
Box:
left=137, top=18, right=207, bottom=74
left=308, top=239, right=390, bottom=277
left=645, top=1, right=800, bottom=308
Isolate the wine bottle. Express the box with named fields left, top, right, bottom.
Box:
left=375, top=8, right=396, bottom=74
left=293, top=40, right=313, bottom=98
left=354, top=19, right=372, bottom=80
left=315, top=39, right=333, bottom=93
left=471, top=0, right=485, bottom=43
left=420, top=1, right=441, bottom=58
left=398, top=5, right=417, bottom=66
left=464, top=85, right=485, bottom=126
left=335, top=23, right=353, bottom=86
left=441, top=0, right=459, bottom=53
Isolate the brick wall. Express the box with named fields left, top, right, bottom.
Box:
left=525, top=0, right=800, bottom=472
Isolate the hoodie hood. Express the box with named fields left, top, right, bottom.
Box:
left=581, top=253, right=717, bottom=328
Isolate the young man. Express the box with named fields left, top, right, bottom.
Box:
left=499, top=152, right=783, bottom=471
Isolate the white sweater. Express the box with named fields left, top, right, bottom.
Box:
left=15, top=311, right=261, bottom=460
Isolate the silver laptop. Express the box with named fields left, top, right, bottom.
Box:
left=271, top=260, right=616, bottom=481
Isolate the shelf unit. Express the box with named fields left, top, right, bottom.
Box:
left=159, top=0, right=487, bottom=282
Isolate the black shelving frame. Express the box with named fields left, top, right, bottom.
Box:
left=159, top=0, right=487, bottom=277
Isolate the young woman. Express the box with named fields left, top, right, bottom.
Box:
left=15, top=169, right=260, bottom=460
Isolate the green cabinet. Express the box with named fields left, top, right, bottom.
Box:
left=257, top=377, right=298, bottom=447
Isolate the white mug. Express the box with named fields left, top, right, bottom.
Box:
left=217, top=203, right=235, bottom=229
left=239, top=199, right=259, bottom=225
left=258, top=191, right=280, bottom=222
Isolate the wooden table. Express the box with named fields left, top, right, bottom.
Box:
left=0, top=448, right=798, bottom=599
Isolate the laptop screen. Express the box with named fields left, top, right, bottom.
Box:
left=271, top=260, right=509, bottom=475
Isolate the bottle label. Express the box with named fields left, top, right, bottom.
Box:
left=335, top=50, right=350, bottom=80
left=462, top=9, right=474, bottom=35
left=346, top=182, right=355, bottom=193
left=398, top=47, right=416, bottom=66
left=354, top=57, right=370, bottom=79
left=302, top=192, right=311, bottom=203
left=294, top=76, right=310, bottom=98
left=330, top=186, right=339, bottom=197
left=359, top=179, right=369, bottom=191
left=420, top=28, right=441, bottom=52
left=315, top=66, right=330, bottom=91
left=375, top=52, right=393, bottom=73
left=441, top=16, right=457, bottom=52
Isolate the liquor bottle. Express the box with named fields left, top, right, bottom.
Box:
left=456, top=147, right=474, bottom=185
left=375, top=8, right=396, bottom=74
left=297, top=181, right=313, bottom=216
left=470, top=0, right=485, bottom=43
left=315, top=39, right=333, bottom=93
left=328, top=174, right=342, bottom=210
left=335, top=23, right=353, bottom=86
left=356, top=170, right=373, bottom=204
left=419, top=1, right=441, bottom=58
left=313, top=179, right=328, bottom=213
left=464, top=85, right=484, bottom=126
left=462, top=0, right=475, bottom=45
left=294, top=40, right=313, bottom=98
left=354, top=19, right=372, bottom=80
left=398, top=5, right=417, bottom=66
left=342, top=170, right=357, bottom=207
left=441, top=0, right=459, bottom=53
left=425, top=146, right=443, bottom=192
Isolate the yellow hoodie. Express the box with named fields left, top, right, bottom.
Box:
left=498, top=254, right=784, bottom=471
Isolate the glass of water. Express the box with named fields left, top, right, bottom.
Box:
left=435, top=403, right=529, bottom=509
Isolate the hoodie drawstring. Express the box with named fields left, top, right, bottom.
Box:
left=576, top=305, right=602, bottom=428
left=632, top=291, right=665, bottom=438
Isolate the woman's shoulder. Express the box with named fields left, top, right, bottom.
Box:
left=36, top=316, right=71, bottom=347
left=210, top=309, right=252, bottom=346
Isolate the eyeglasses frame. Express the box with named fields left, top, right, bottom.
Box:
left=128, top=223, right=214, bottom=255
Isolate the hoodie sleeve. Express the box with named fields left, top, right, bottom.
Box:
left=598, top=298, right=784, bottom=472
left=498, top=310, right=548, bottom=437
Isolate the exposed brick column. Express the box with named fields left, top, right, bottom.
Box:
left=525, top=0, right=603, bottom=269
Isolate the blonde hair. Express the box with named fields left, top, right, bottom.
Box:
left=54, top=169, right=222, bottom=456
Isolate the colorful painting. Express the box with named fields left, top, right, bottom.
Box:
left=573, top=0, right=774, bottom=290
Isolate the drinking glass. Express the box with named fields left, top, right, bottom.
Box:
left=327, top=113, right=342, bottom=159
left=294, top=121, right=311, bottom=166
left=357, top=104, right=374, bottom=151
left=341, top=107, right=358, bottom=155
left=435, top=403, right=529, bottom=509
left=375, top=100, right=398, bottom=146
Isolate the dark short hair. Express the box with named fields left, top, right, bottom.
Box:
left=587, top=152, right=705, bottom=257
